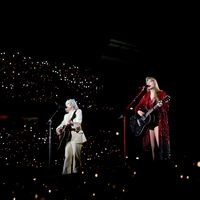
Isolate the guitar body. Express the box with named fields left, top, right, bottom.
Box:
left=57, top=125, right=72, bottom=152
left=136, top=114, right=151, bottom=136
left=130, top=111, right=152, bottom=137
left=130, top=95, right=171, bottom=137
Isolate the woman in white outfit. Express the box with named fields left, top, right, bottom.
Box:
left=56, top=99, right=87, bottom=174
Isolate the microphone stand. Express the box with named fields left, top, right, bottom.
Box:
left=46, top=107, right=60, bottom=169
left=123, top=86, right=146, bottom=165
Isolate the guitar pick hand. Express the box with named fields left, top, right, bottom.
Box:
left=137, top=110, right=145, bottom=116
left=157, top=101, right=163, bottom=107
left=68, top=120, right=74, bottom=125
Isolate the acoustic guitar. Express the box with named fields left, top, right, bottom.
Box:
left=57, top=125, right=73, bottom=151
left=57, top=110, right=77, bottom=152
left=130, top=95, right=171, bottom=137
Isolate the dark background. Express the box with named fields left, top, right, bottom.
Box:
left=0, top=5, right=199, bottom=160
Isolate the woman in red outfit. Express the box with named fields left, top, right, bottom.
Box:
left=134, top=77, right=171, bottom=160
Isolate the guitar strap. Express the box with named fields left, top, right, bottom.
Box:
left=71, top=110, right=77, bottom=122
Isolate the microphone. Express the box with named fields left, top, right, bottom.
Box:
left=55, top=102, right=65, bottom=109
left=139, top=85, right=150, bottom=90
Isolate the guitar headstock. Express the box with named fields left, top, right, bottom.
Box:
left=162, top=95, right=171, bottom=103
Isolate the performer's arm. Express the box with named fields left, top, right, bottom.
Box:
left=135, top=95, right=146, bottom=116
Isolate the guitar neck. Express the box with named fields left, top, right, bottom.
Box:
left=145, top=104, right=158, bottom=117
left=144, top=96, right=170, bottom=118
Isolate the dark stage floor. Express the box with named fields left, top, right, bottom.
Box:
left=0, top=158, right=199, bottom=200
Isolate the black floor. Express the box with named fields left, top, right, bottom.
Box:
left=0, top=158, right=199, bottom=199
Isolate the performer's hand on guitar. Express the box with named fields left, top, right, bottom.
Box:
left=68, top=120, right=81, bottom=127
left=137, top=110, right=145, bottom=116
left=157, top=101, right=163, bottom=107
left=68, top=120, right=74, bottom=125
left=56, top=127, right=62, bottom=136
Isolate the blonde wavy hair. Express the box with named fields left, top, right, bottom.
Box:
left=145, top=76, right=161, bottom=92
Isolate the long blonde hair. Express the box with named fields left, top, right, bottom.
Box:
left=146, top=77, right=160, bottom=91
left=145, top=77, right=161, bottom=101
